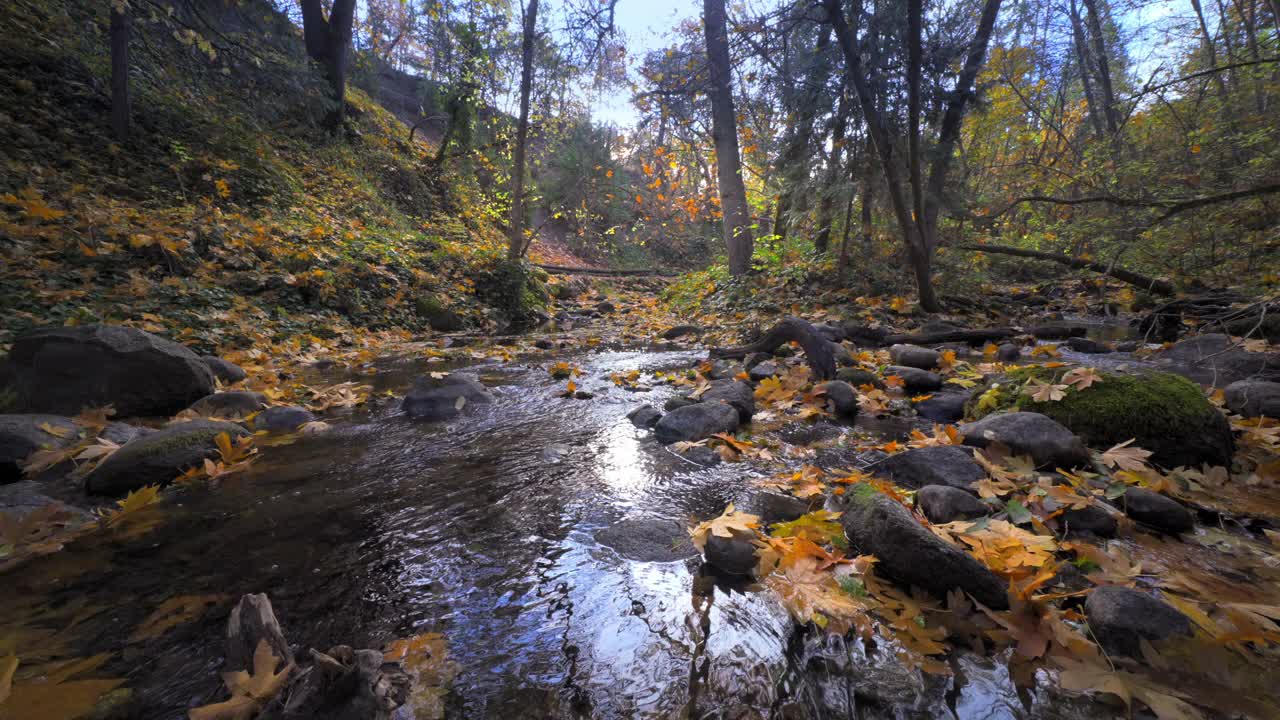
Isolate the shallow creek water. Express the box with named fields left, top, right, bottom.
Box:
left=0, top=342, right=1178, bottom=719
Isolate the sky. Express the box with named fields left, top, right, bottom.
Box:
left=583, top=0, right=698, bottom=128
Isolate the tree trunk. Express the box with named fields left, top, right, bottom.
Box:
left=814, top=87, right=851, bottom=253
left=1080, top=0, right=1119, bottom=134
left=299, top=0, right=357, bottom=130
left=1068, top=0, right=1106, bottom=140
left=703, top=0, right=754, bottom=276
left=508, top=0, right=539, bottom=259
left=110, top=3, right=130, bottom=142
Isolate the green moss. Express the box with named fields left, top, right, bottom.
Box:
left=967, top=367, right=1233, bottom=468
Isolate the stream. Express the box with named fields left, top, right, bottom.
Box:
left=2, top=337, right=1155, bottom=719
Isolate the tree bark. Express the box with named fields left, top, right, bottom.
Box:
left=299, top=0, right=357, bottom=130
left=1068, top=0, right=1106, bottom=139
left=703, top=0, right=754, bottom=276
left=814, top=86, right=851, bottom=253
left=958, top=243, right=1176, bottom=295
left=508, top=0, right=539, bottom=259
left=110, top=3, right=130, bottom=143
left=1080, top=0, right=1119, bottom=134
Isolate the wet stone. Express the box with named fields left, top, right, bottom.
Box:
left=201, top=355, right=247, bottom=383
left=890, top=344, right=940, bottom=370
left=253, top=406, right=317, bottom=433
left=703, top=529, right=758, bottom=576
left=626, top=404, right=662, bottom=429
left=1085, top=586, right=1192, bottom=658
left=1119, top=487, right=1194, bottom=534
left=1224, top=379, right=1280, bottom=419
left=814, top=380, right=858, bottom=419
left=913, top=390, right=971, bottom=424
left=1058, top=504, right=1119, bottom=538
left=654, top=401, right=740, bottom=445
left=916, top=485, right=989, bottom=524
left=874, top=445, right=985, bottom=492
left=594, top=518, right=699, bottom=562
left=960, top=412, right=1091, bottom=469
left=884, top=366, right=942, bottom=392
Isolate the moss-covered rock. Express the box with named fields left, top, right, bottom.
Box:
left=86, top=420, right=248, bottom=496
left=967, top=367, right=1233, bottom=468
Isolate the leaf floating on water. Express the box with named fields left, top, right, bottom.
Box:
left=383, top=632, right=459, bottom=720
left=0, top=651, right=123, bottom=720
left=188, top=639, right=293, bottom=720
left=129, top=594, right=229, bottom=643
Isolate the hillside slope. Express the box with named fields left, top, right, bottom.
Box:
left=0, top=0, right=536, bottom=354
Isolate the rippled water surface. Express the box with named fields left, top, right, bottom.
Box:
left=4, top=347, right=1109, bottom=719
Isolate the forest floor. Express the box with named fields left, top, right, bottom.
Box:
left=2, top=268, right=1280, bottom=719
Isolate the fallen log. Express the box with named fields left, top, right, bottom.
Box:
left=535, top=264, right=675, bottom=277
left=710, top=317, right=837, bottom=380
left=839, top=324, right=1017, bottom=347
left=958, top=244, right=1176, bottom=296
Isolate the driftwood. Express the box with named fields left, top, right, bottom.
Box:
left=711, top=316, right=837, bottom=380
left=959, top=244, right=1176, bottom=296
left=226, top=593, right=293, bottom=673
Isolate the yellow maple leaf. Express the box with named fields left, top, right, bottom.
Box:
left=688, top=503, right=760, bottom=551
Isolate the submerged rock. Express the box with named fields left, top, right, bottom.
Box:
left=86, top=419, right=249, bottom=496
left=1, top=414, right=79, bottom=483
left=874, top=445, right=985, bottom=492
left=1084, top=586, right=1192, bottom=658
left=1029, top=323, right=1086, bottom=340
left=5, top=325, right=215, bottom=417
left=1224, top=379, right=1280, bottom=419
left=660, top=325, right=702, bottom=340
left=201, top=355, right=247, bottom=384
left=595, top=518, right=699, bottom=562
left=654, top=402, right=739, bottom=444
left=1119, top=488, right=1194, bottom=534
left=960, top=412, right=1091, bottom=469
left=997, top=343, right=1021, bottom=362
left=916, top=485, right=989, bottom=523
left=402, top=373, right=494, bottom=421
left=837, top=487, right=1009, bottom=609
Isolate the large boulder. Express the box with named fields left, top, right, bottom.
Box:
left=874, top=445, right=985, bottom=492
left=1084, top=586, right=1192, bottom=658
left=837, top=488, right=1008, bottom=609
left=5, top=325, right=215, bottom=417
left=960, top=412, right=1091, bottom=469
left=86, top=420, right=249, bottom=496
left=889, top=344, right=940, bottom=370
left=654, top=402, right=740, bottom=444
left=1156, top=333, right=1280, bottom=387
left=402, top=373, right=494, bottom=421
left=700, top=379, right=755, bottom=422
left=1224, top=379, right=1280, bottom=419
left=916, top=485, right=989, bottom=524
left=1, top=414, right=80, bottom=483
left=975, top=368, right=1234, bottom=469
